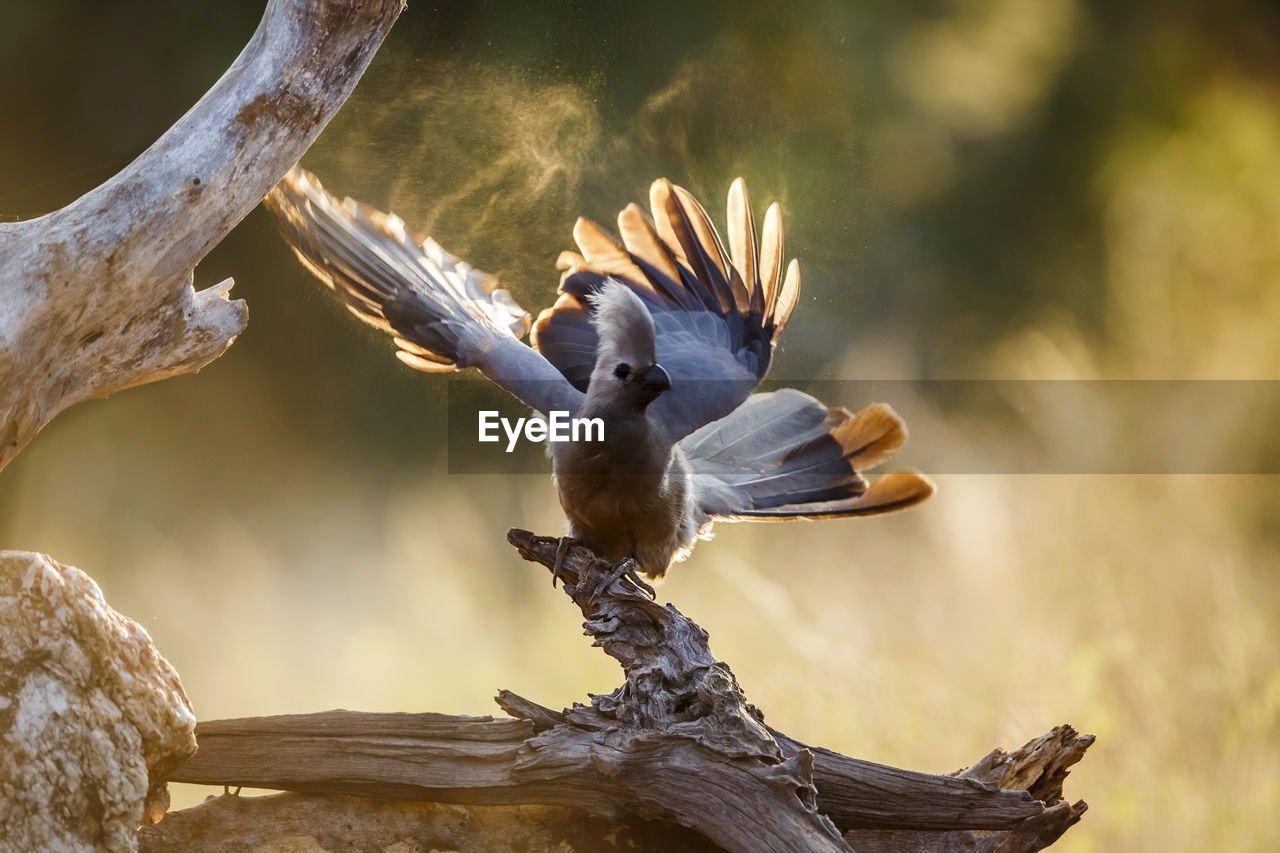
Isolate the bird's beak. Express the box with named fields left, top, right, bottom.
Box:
left=641, top=363, right=672, bottom=392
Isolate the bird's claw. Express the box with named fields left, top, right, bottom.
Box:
left=551, top=536, right=576, bottom=589
left=588, top=557, right=657, bottom=604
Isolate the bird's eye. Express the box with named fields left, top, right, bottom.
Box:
left=614, top=363, right=631, bottom=379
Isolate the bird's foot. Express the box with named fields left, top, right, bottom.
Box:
left=551, top=536, right=579, bottom=589
left=588, top=557, right=657, bottom=604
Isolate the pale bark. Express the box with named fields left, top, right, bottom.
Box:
left=0, top=0, right=405, bottom=471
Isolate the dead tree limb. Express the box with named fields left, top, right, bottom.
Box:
left=0, top=0, right=404, bottom=471
left=152, top=531, right=1091, bottom=852
left=138, top=793, right=718, bottom=853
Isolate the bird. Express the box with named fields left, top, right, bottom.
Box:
left=265, top=167, right=934, bottom=596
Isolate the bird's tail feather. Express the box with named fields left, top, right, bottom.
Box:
left=683, top=388, right=935, bottom=521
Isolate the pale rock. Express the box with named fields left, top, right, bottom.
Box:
left=0, top=551, right=196, bottom=853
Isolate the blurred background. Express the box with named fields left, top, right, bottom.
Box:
left=2, top=1, right=1279, bottom=849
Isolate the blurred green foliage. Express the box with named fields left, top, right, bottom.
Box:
left=2, top=1, right=1280, bottom=850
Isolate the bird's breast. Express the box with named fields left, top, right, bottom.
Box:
left=551, top=440, right=691, bottom=576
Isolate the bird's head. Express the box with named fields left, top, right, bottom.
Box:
left=588, top=279, right=671, bottom=408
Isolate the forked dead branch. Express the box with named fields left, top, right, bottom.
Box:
left=0, top=0, right=405, bottom=470
left=149, top=531, right=1091, bottom=852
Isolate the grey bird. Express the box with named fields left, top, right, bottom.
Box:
left=266, top=167, right=934, bottom=593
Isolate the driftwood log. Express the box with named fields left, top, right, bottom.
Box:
left=145, top=531, right=1091, bottom=852
left=0, top=0, right=404, bottom=472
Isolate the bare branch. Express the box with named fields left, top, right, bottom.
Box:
left=0, top=0, right=405, bottom=471
left=138, top=792, right=720, bottom=853
left=157, top=532, right=1090, bottom=852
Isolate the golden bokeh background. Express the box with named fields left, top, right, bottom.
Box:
left=3, top=2, right=1279, bottom=850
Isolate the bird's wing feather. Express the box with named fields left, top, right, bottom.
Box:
left=267, top=167, right=583, bottom=415
left=532, top=178, right=799, bottom=441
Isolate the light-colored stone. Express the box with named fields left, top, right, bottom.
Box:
left=0, top=551, right=196, bottom=853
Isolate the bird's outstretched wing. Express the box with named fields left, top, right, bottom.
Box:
left=266, top=167, right=584, bottom=416
left=532, top=178, right=800, bottom=441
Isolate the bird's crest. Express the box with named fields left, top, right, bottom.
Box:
left=590, top=279, right=657, bottom=369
